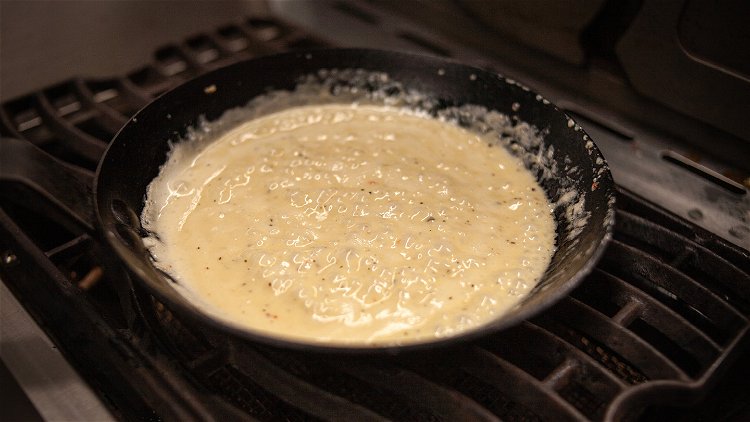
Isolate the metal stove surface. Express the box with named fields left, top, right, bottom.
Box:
left=1, top=1, right=749, bottom=421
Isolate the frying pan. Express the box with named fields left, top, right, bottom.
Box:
left=1, top=49, right=615, bottom=353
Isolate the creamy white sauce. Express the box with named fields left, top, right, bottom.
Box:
left=142, top=104, right=556, bottom=346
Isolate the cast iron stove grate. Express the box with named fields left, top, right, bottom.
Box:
left=1, top=14, right=749, bottom=422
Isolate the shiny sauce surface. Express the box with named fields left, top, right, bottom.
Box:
left=142, top=104, right=556, bottom=345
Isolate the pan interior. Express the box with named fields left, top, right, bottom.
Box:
left=97, top=50, right=615, bottom=351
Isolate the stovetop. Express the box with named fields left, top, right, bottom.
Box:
left=1, top=1, right=749, bottom=421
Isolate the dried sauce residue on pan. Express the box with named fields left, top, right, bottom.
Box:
left=141, top=68, right=602, bottom=346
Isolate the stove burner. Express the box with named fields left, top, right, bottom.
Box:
left=1, top=12, right=749, bottom=422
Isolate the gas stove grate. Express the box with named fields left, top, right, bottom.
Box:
left=1, top=13, right=749, bottom=422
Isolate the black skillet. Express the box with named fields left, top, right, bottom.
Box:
left=1, top=49, right=615, bottom=353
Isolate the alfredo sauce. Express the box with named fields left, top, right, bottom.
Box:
left=142, top=104, right=556, bottom=345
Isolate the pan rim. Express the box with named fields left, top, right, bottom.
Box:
left=93, top=48, right=617, bottom=354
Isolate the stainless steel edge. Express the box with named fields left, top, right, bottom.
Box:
left=0, top=281, right=114, bottom=422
